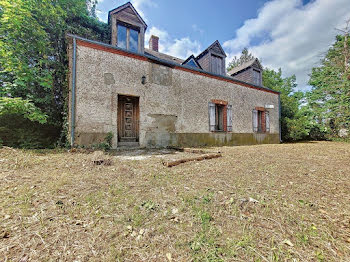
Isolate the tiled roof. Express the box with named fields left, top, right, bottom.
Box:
left=227, top=58, right=262, bottom=76
left=145, top=48, right=184, bottom=64
left=181, top=55, right=203, bottom=69
left=196, top=40, right=227, bottom=60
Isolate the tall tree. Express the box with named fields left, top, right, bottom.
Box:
left=263, top=68, right=311, bottom=141
left=0, top=0, right=109, bottom=147
left=227, top=48, right=255, bottom=71
left=307, top=24, right=350, bottom=138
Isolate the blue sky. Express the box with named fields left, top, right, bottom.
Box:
left=97, top=0, right=350, bottom=90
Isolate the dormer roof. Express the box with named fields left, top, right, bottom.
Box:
left=196, top=40, right=227, bottom=60
left=108, top=2, right=147, bottom=29
left=228, top=58, right=263, bottom=76
left=181, top=55, right=203, bottom=69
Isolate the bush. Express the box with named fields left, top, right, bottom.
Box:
left=0, top=113, right=60, bottom=148
left=91, top=131, right=114, bottom=151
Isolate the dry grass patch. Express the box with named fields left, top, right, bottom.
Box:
left=0, top=142, right=350, bottom=261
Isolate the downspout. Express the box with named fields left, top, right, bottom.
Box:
left=278, top=93, right=282, bottom=143
left=70, top=37, right=77, bottom=147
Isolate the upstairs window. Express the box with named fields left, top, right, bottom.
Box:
left=253, top=69, right=261, bottom=85
left=117, top=24, right=139, bottom=52
left=129, top=28, right=139, bottom=52
left=211, top=55, right=223, bottom=75
left=117, top=24, right=127, bottom=49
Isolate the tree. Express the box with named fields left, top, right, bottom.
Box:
left=262, top=68, right=311, bottom=141
left=0, top=0, right=109, bottom=147
left=307, top=23, right=350, bottom=138
left=227, top=48, right=255, bottom=71
left=0, top=97, right=47, bottom=124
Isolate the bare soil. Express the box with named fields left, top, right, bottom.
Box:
left=0, top=141, right=349, bottom=261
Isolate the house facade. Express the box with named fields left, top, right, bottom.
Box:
left=67, top=2, right=281, bottom=148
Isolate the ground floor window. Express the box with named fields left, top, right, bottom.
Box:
left=253, top=108, right=270, bottom=133
left=216, top=104, right=224, bottom=131
left=209, top=100, right=232, bottom=132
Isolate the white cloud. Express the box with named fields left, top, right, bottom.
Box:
left=145, top=26, right=201, bottom=59
left=96, top=10, right=107, bottom=22
left=131, top=0, right=157, bottom=21
left=96, top=0, right=156, bottom=22
left=223, top=0, right=350, bottom=90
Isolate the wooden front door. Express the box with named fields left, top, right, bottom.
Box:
left=118, top=95, right=139, bottom=142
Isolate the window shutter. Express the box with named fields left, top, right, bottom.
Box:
left=227, top=105, right=232, bottom=132
left=209, top=102, right=216, bottom=131
left=265, top=111, right=270, bottom=132
left=252, top=109, right=258, bottom=132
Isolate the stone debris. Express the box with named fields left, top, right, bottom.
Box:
left=90, top=151, right=113, bottom=166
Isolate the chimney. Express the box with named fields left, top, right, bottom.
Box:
left=149, top=35, right=159, bottom=52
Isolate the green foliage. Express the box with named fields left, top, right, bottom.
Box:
left=189, top=196, right=223, bottom=262
left=0, top=97, right=47, bottom=123
left=0, top=113, right=60, bottom=148
left=227, top=48, right=255, bottom=72
left=262, top=68, right=312, bottom=141
left=105, top=131, right=113, bottom=148
left=91, top=131, right=114, bottom=151
left=141, top=200, right=156, bottom=211
left=307, top=34, right=350, bottom=138
left=0, top=0, right=109, bottom=147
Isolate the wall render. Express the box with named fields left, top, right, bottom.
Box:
left=68, top=39, right=280, bottom=148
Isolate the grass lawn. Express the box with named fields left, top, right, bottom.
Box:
left=1, top=141, right=350, bottom=261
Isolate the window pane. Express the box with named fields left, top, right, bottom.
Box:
left=117, top=25, right=127, bottom=49
left=129, top=28, right=139, bottom=52
left=215, top=105, right=224, bottom=131
left=258, top=110, right=263, bottom=132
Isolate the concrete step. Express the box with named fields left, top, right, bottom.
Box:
left=117, top=142, right=140, bottom=147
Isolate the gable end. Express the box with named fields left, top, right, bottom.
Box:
left=108, top=2, right=147, bottom=29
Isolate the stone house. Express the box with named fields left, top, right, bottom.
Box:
left=67, top=2, right=281, bottom=148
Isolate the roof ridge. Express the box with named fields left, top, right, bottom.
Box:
left=108, top=2, right=147, bottom=28
left=196, top=40, right=227, bottom=60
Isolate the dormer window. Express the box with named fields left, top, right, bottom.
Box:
left=211, top=54, right=224, bottom=75
left=109, top=2, right=147, bottom=54
left=117, top=23, right=139, bottom=52
left=181, top=55, right=203, bottom=69
left=228, top=58, right=264, bottom=86
left=253, top=69, right=261, bottom=85
left=196, top=40, right=226, bottom=75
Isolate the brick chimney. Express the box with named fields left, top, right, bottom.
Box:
left=149, top=35, right=159, bottom=52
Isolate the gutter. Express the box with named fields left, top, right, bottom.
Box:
left=70, top=37, right=77, bottom=147
left=279, top=93, right=282, bottom=143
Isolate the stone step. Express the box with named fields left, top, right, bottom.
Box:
left=117, top=142, right=140, bottom=148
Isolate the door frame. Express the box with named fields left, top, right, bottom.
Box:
left=117, top=94, right=140, bottom=143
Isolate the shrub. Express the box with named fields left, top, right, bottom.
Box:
left=91, top=131, right=114, bottom=151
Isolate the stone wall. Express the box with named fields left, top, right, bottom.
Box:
left=68, top=39, right=280, bottom=148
